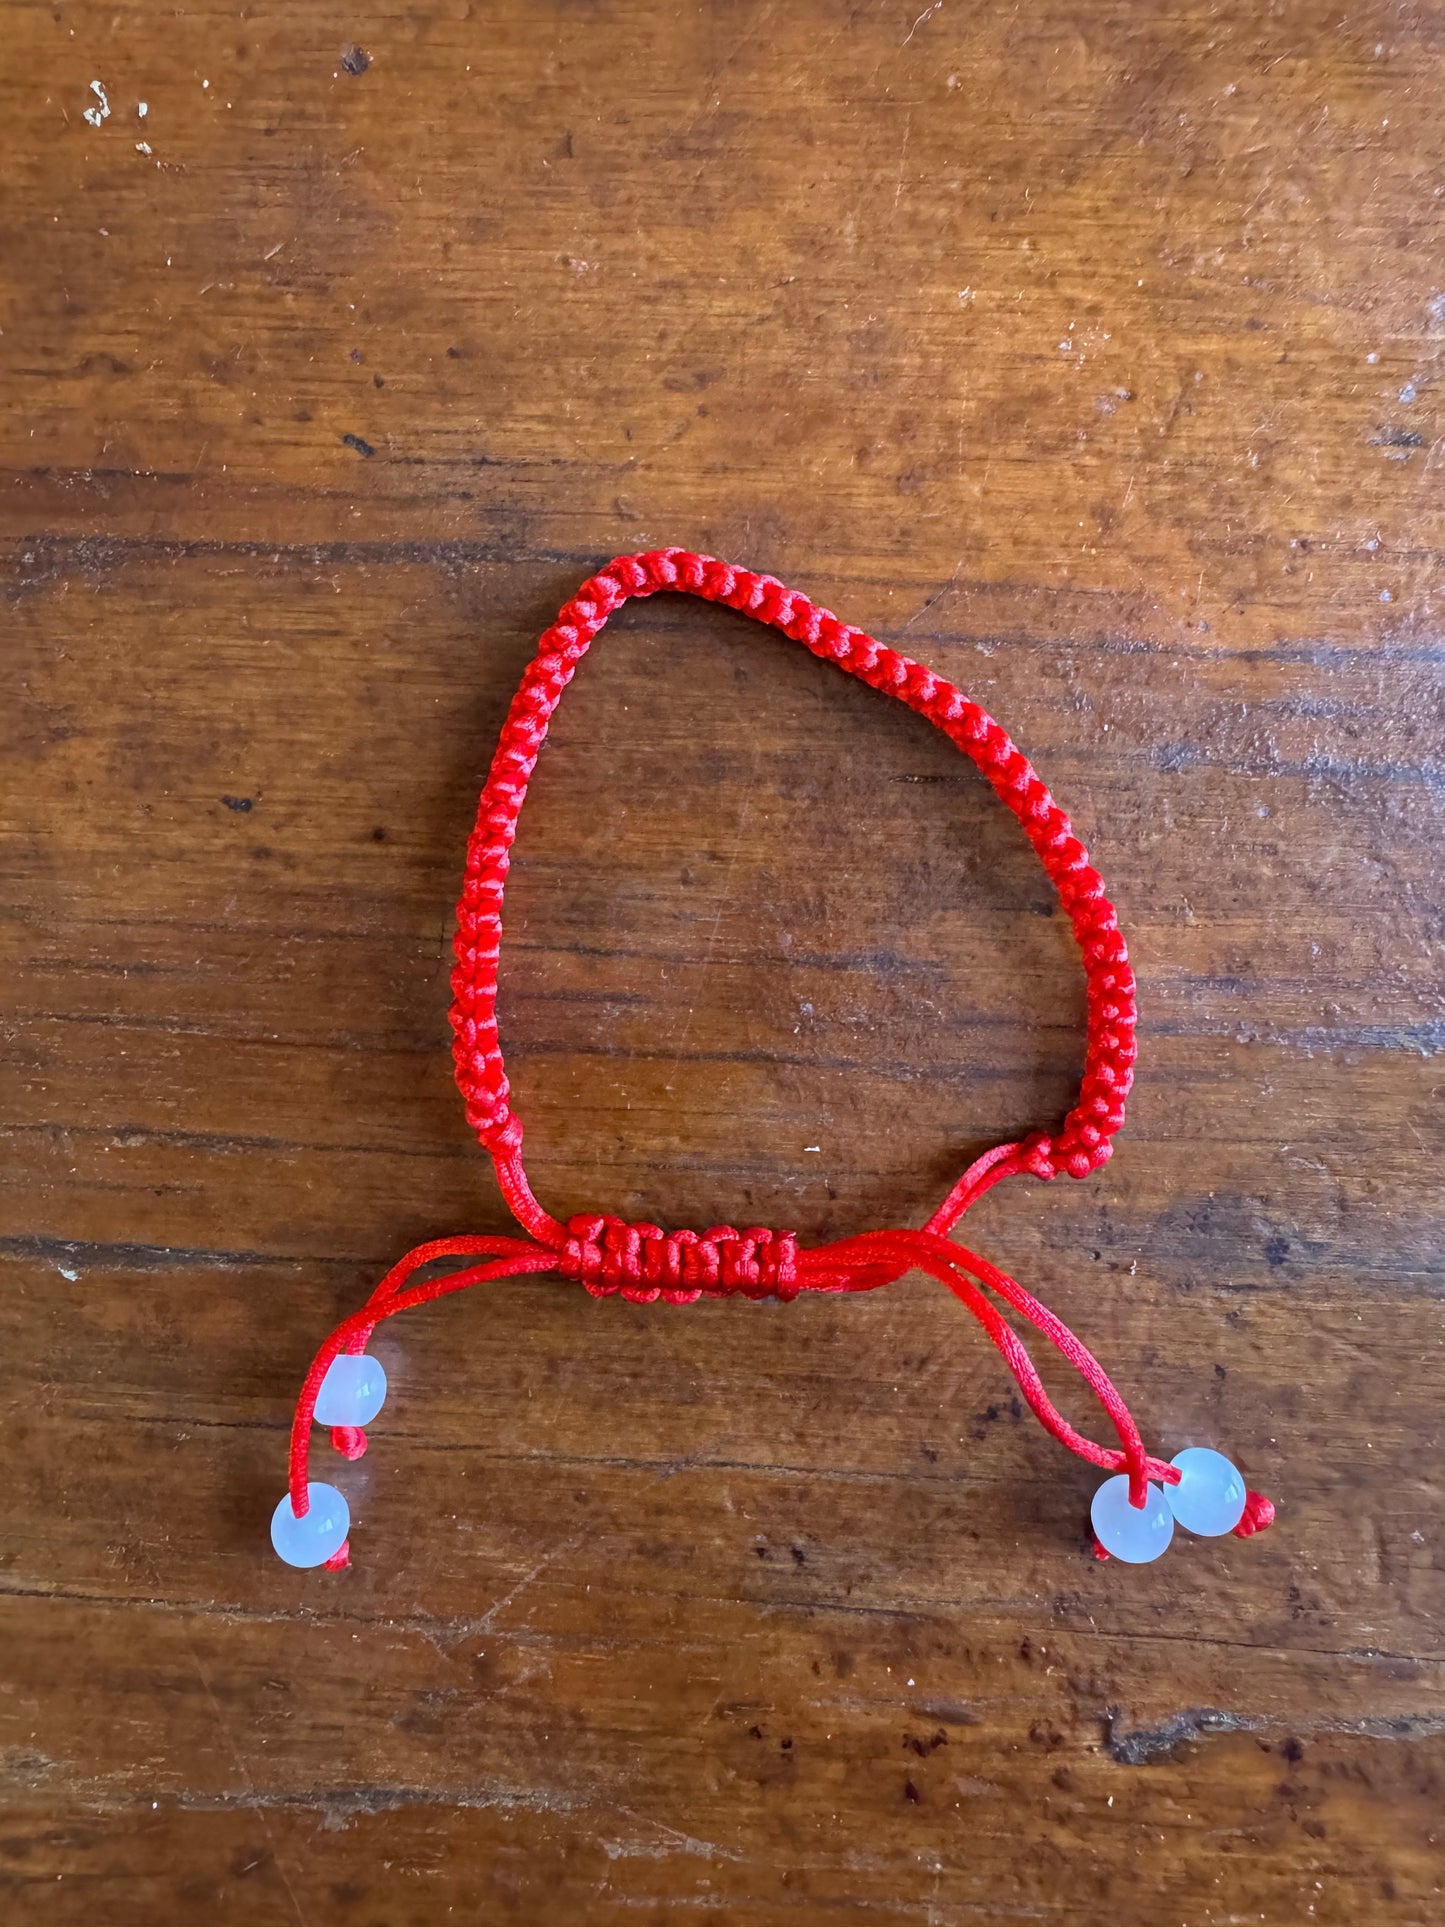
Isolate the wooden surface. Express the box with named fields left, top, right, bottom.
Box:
left=2, top=1, right=1443, bottom=1922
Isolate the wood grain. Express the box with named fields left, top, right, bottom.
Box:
left=2, top=1, right=1442, bottom=1922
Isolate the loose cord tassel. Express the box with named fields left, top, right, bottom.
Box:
left=286, top=1222, right=1169, bottom=1510
left=283, top=1207, right=1271, bottom=1554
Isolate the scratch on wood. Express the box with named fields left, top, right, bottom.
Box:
left=902, top=2, right=942, bottom=47
left=474, top=1538, right=581, bottom=1633
left=608, top=1809, right=746, bottom=1862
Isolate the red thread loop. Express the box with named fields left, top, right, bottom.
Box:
left=558, top=1214, right=800, bottom=1303
left=449, top=547, right=1140, bottom=1193
left=279, top=551, right=1274, bottom=1561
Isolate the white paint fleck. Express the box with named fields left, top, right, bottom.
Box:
left=1425, top=293, right=1445, bottom=323
left=136, top=140, right=151, bottom=155
left=1380, top=589, right=1393, bottom=602
left=901, top=1, right=942, bottom=47
left=804, top=1145, right=821, bottom=1153
left=1400, top=380, right=1419, bottom=403
left=138, top=100, right=148, bottom=117
left=82, top=79, right=109, bottom=127
left=1366, top=351, right=1380, bottom=363
left=57, top=1266, right=79, bottom=1281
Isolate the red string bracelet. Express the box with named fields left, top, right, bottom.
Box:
left=270, top=549, right=1275, bottom=1572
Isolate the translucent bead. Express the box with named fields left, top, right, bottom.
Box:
left=314, top=1353, right=387, bottom=1427
left=271, top=1482, right=350, bottom=1567
left=1166, top=1447, right=1247, bottom=1536
left=1091, top=1474, right=1174, bottom=1563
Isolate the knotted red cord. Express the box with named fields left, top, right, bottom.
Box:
left=283, top=549, right=1272, bottom=1562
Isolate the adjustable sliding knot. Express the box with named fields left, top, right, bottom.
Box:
left=558, top=1214, right=800, bottom=1304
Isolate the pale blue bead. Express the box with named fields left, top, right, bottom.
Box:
left=314, top=1353, right=387, bottom=1427
left=271, top=1482, right=350, bottom=1567
left=1166, top=1447, right=1247, bottom=1536
left=1091, top=1474, right=1174, bottom=1563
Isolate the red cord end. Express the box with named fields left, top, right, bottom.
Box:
left=1232, top=1489, right=1275, bottom=1537
left=1091, top=1466, right=1274, bottom=1561
left=322, top=1540, right=351, bottom=1570
left=330, top=1425, right=368, bottom=1460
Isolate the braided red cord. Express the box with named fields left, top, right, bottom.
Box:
left=450, top=547, right=1136, bottom=1207
left=282, top=550, right=1272, bottom=1559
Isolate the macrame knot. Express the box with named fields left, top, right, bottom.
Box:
left=558, top=1214, right=800, bottom=1303
left=478, top=1111, right=524, bottom=1158
left=1018, top=1133, right=1058, bottom=1180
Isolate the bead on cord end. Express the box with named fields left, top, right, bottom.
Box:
left=314, top=1353, right=387, bottom=1427
left=1090, top=1474, right=1173, bottom=1563
left=271, top=1482, right=349, bottom=1568
left=1092, top=1448, right=1265, bottom=1564
left=1165, top=1447, right=1247, bottom=1535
